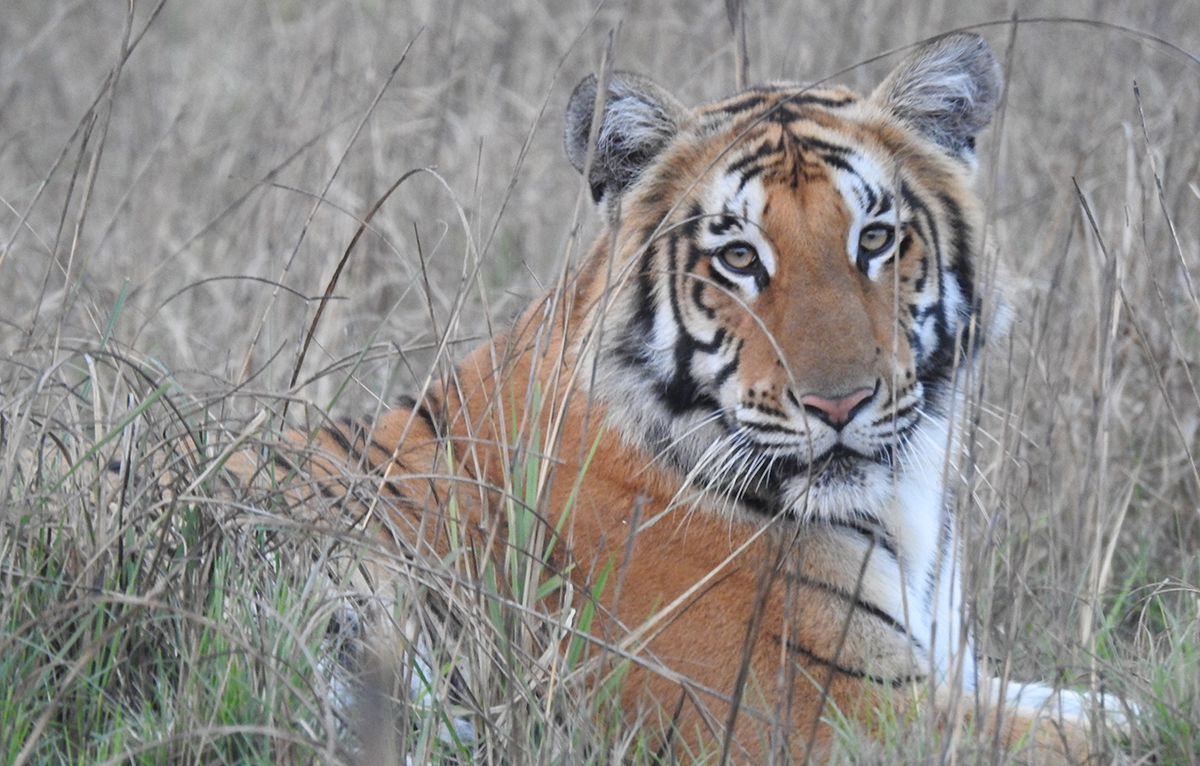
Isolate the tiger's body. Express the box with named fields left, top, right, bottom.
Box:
left=258, top=34, right=1123, bottom=763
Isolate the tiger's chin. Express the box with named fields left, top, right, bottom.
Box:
left=774, top=454, right=897, bottom=525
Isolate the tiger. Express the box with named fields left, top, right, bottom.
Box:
left=244, top=33, right=1130, bottom=764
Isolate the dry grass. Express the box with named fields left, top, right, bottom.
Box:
left=1, top=0, right=1197, bottom=764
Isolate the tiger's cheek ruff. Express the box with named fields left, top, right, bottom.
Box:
left=689, top=176, right=780, bottom=417
left=893, top=180, right=980, bottom=402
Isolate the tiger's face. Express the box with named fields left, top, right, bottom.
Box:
left=565, top=37, right=999, bottom=524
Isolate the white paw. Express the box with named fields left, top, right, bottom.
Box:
left=994, top=679, right=1138, bottom=729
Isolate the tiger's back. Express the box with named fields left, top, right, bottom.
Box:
left=256, top=34, right=1122, bottom=763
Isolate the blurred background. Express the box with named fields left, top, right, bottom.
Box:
left=1, top=1, right=1197, bottom=763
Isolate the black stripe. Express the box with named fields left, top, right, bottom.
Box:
left=785, top=572, right=920, bottom=646
left=711, top=357, right=738, bottom=390
left=796, top=136, right=851, bottom=157
left=876, top=190, right=893, bottom=216
left=367, top=436, right=396, bottom=461
left=782, top=93, right=858, bottom=109
left=735, top=161, right=768, bottom=192
left=629, top=243, right=660, bottom=351
left=717, top=88, right=858, bottom=114
left=707, top=213, right=740, bottom=236
left=726, top=139, right=779, bottom=179
left=653, top=224, right=724, bottom=416
left=900, top=183, right=937, bottom=290
left=412, top=404, right=440, bottom=440
left=706, top=262, right=738, bottom=293
left=745, top=402, right=788, bottom=419
left=860, top=181, right=878, bottom=212
left=776, top=637, right=923, bottom=687
left=684, top=239, right=707, bottom=274
left=888, top=400, right=917, bottom=423
left=714, top=93, right=769, bottom=115
left=689, top=277, right=721, bottom=322
left=902, top=176, right=968, bottom=389
left=936, top=189, right=972, bottom=278
left=695, top=326, right=726, bottom=355
left=665, top=231, right=682, bottom=330
left=271, top=451, right=301, bottom=477
left=934, top=188, right=976, bottom=352
left=814, top=150, right=853, bottom=174
left=272, top=449, right=348, bottom=503
left=660, top=335, right=722, bottom=415
left=396, top=394, right=440, bottom=438
left=319, top=423, right=358, bottom=458
left=680, top=202, right=704, bottom=239
left=828, top=518, right=899, bottom=561
left=896, top=232, right=915, bottom=264
left=739, top=494, right=771, bottom=513
left=739, top=420, right=799, bottom=435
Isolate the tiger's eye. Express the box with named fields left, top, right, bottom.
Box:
left=718, top=243, right=759, bottom=272
left=858, top=225, right=894, bottom=254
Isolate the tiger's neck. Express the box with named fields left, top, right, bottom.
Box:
left=579, top=322, right=975, bottom=686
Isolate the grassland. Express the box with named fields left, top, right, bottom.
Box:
left=1, top=0, right=1197, bottom=763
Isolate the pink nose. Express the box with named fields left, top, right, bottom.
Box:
left=799, top=387, right=875, bottom=428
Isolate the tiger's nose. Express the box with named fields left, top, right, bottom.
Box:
left=797, top=386, right=875, bottom=429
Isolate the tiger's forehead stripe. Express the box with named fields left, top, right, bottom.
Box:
left=698, top=86, right=862, bottom=120
left=697, top=101, right=897, bottom=203
left=698, top=108, right=904, bottom=243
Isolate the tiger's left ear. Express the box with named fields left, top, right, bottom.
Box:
left=870, top=33, right=1002, bottom=165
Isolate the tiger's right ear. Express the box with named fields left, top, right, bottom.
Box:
left=564, top=72, right=686, bottom=206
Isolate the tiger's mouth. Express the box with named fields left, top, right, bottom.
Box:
left=699, top=427, right=898, bottom=514
left=769, top=444, right=894, bottom=482
left=805, top=444, right=879, bottom=473
left=726, top=405, right=900, bottom=467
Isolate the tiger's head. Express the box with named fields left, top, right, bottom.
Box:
left=564, top=34, right=1002, bottom=524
